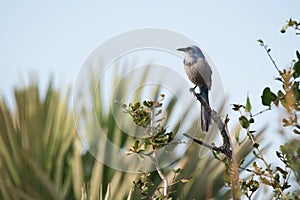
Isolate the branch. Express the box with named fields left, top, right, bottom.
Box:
left=258, top=41, right=280, bottom=73
left=193, top=90, right=232, bottom=159
left=183, top=133, right=223, bottom=152
left=150, top=107, right=168, bottom=198
left=184, top=89, right=240, bottom=200
left=151, top=153, right=168, bottom=198
left=250, top=106, right=272, bottom=117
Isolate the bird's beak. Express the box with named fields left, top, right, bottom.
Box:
left=176, top=48, right=186, bottom=52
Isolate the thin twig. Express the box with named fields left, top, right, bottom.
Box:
left=246, top=129, right=286, bottom=197
left=183, top=133, right=223, bottom=152
left=250, top=106, right=272, bottom=117
left=151, top=154, right=168, bottom=198
left=261, top=43, right=280, bottom=73
left=247, top=131, right=272, bottom=176
left=150, top=107, right=168, bottom=198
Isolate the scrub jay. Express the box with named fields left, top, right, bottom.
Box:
left=177, top=45, right=212, bottom=132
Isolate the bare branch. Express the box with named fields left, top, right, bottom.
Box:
left=183, top=133, right=222, bottom=152
left=183, top=89, right=240, bottom=200
left=151, top=154, right=168, bottom=198
left=192, top=90, right=232, bottom=159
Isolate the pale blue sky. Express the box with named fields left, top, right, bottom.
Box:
left=0, top=1, right=299, bottom=123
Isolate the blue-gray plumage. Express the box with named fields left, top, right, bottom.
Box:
left=177, top=45, right=212, bottom=132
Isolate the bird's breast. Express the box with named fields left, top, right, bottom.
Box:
left=184, top=58, right=212, bottom=89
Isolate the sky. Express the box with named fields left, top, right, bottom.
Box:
left=0, top=1, right=299, bottom=151
left=0, top=1, right=299, bottom=99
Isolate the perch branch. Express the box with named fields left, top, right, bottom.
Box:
left=193, top=90, right=232, bottom=159
left=183, top=89, right=240, bottom=200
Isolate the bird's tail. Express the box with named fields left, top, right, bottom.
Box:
left=200, top=87, right=211, bottom=132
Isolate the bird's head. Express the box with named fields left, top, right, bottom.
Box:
left=177, top=45, right=205, bottom=58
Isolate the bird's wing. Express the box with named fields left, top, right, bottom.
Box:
left=196, top=58, right=212, bottom=90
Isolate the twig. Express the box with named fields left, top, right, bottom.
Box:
left=150, top=107, right=168, bottom=198
left=246, top=129, right=286, bottom=197
left=260, top=43, right=280, bottom=73
left=151, top=154, right=168, bottom=198
left=247, top=131, right=272, bottom=176
left=250, top=106, right=272, bottom=117
left=183, top=133, right=224, bottom=153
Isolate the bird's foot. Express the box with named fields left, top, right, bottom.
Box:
left=189, top=86, right=197, bottom=96
left=189, top=87, right=195, bottom=93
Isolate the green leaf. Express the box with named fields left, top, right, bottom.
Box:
left=143, top=100, right=152, bottom=107
left=253, top=151, right=259, bottom=158
left=282, top=182, right=291, bottom=190
left=245, top=95, right=252, bottom=112
left=282, top=118, right=290, bottom=126
left=296, top=50, right=300, bottom=60
left=133, top=140, right=140, bottom=150
left=253, top=143, right=259, bottom=148
left=277, top=90, right=284, bottom=98
left=239, top=158, right=245, bottom=167
left=257, top=39, right=264, bottom=44
left=235, top=129, right=240, bottom=142
left=133, top=102, right=140, bottom=109
left=280, top=28, right=286, bottom=33
left=276, top=166, right=288, bottom=176
left=249, top=118, right=255, bottom=123
left=232, top=104, right=243, bottom=111
left=293, top=129, right=300, bottom=134
left=293, top=61, right=300, bottom=78
left=261, top=87, right=277, bottom=106
left=276, top=151, right=283, bottom=159
left=239, top=116, right=250, bottom=129
left=155, top=109, right=162, bottom=116
left=292, top=81, right=300, bottom=102
left=277, top=90, right=286, bottom=107
left=172, top=168, right=181, bottom=173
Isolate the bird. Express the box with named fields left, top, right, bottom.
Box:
left=177, top=45, right=212, bottom=132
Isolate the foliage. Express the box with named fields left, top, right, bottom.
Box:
left=231, top=37, right=300, bottom=199
left=124, top=95, right=175, bottom=153
left=121, top=95, right=183, bottom=199
left=0, top=80, right=135, bottom=200
left=0, top=82, right=75, bottom=199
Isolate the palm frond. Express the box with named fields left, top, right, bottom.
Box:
left=0, top=81, right=75, bottom=199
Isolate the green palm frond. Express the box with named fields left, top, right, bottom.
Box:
left=0, top=81, right=75, bottom=199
